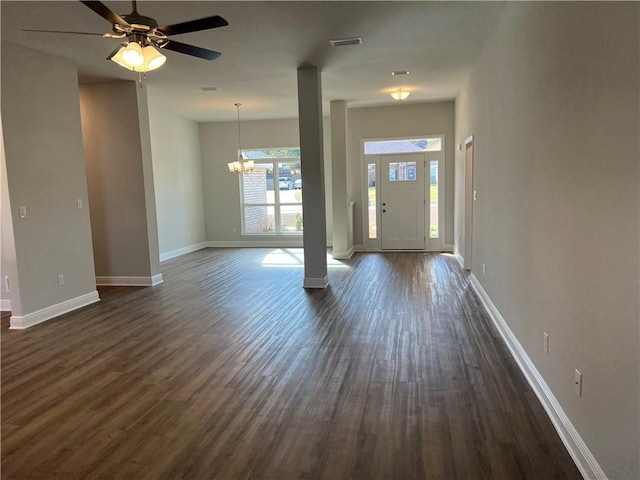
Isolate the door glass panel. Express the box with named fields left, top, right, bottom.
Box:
left=388, top=162, right=416, bottom=182
left=430, top=160, right=439, bottom=238
left=368, top=163, right=376, bottom=239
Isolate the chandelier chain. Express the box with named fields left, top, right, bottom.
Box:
left=236, top=103, right=242, bottom=156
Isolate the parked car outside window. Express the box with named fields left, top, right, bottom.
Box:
left=294, top=179, right=302, bottom=189
left=279, top=177, right=294, bottom=190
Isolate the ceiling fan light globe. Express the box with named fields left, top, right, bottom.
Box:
left=110, top=45, right=135, bottom=71
left=142, top=45, right=166, bottom=71
left=122, top=42, right=144, bottom=67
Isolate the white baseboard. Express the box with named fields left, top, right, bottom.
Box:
left=443, top=243, right=454, bottom=252
left=96, top=274, right=164, bottom=287
left=332, top=246, right=356, bottom=260
left=303, top=276, right=329, bottom=288
left=206, top=240, right=304, bottom=248
left=469, top=274, right=606, bottom=480
left=1, top=299, right=11, bottom=311
left=159, top=242, right=208, bottom=262
left=9, top=291, right=100, bottom=329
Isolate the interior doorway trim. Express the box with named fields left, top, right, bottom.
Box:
left=463, top=134, right=474, bottom=270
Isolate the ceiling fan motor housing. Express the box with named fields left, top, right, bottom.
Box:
left=121, top=12, right=158, bottom=31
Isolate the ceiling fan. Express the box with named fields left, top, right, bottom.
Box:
left=24, top=0, right=228, bottom=72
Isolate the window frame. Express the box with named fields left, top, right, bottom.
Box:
left=240, top=153, right=303, bottom=236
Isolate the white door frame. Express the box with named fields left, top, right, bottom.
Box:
left=463, top=135, right=474, bottom=269
left=361, top=135, right=445, bottom=252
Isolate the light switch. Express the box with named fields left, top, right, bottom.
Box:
left=77, top=199, right=83, bottom=210
left=19, top=206, right=27, bottom=219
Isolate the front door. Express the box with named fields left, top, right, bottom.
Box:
left=380, top=154, right=425, bottom=250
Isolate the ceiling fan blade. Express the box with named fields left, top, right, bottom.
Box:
left=160, top=40, right=221, bottom=60
left=157, top=15, right=228, bottom=36
left=23, top=28, right=105, bottom=36
left=80, top=1, right=130, bottom=27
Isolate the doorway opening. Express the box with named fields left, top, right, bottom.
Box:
left=362, top=135, right=445, bottom=251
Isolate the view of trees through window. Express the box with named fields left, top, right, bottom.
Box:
left=241, top=149, right=302, bottom=234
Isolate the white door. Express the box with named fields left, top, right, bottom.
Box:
left=380, top=154, right=425, bottom=250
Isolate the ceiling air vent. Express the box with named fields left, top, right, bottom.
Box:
left=200, top=86, right=218, bottom=92
left=329, top=37, right=363, bottom=47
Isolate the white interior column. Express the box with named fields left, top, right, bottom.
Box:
left=297, top=66, right=328, bottom=288
left=330, top=100, right=351, bottom=259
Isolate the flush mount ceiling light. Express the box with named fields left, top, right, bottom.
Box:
left=392, top=70, right=410, bottom=76
left=390, top=88, right=410, bottom=101
left=228, top=103, right=254, bottom=175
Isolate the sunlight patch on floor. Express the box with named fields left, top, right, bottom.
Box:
left=260, top=248, right=350, bottom=269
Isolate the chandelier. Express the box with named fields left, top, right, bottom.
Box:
left=228, top=103, right=254, bottom=174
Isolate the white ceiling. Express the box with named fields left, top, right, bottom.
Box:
left=1, top=1, right=505, bottom=122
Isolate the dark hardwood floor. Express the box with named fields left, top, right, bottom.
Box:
left=2, top=249, right=581, bottom=479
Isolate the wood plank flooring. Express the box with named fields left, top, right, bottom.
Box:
left=2, top=249, right=581, bottom=479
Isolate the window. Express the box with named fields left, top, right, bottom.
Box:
left=241, top=149, right=302, bottom=234
left=388, top=161, right=416, bottom=182
left=367, top=162, right=376, bottom=239
left=429, top=160, right=439, bottom=238
left=364, top=137, right=441, bottom=155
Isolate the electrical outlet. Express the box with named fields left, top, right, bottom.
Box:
left=77, top=198, right=83, bottom=210
left=574, top=369, right=582, bottom=397
left=543, top=332, right=549, bottom=354
left=57, top=274, right=64, bottom=286
left=473, top=190, right=478, bottom=201
left=19, top=206, right=27, bottom=219
left=4, top=276, right=10, bottom=293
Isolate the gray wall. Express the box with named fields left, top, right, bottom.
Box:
left=80, top=82, right=160, bottom=280
left=199, top=104, right=454, bottom=251
left=454, top=3, right=639, bottom=478
left=148, top=102, right=206, bottom=255
left=199, top=117, right=332, bottom=245
left=347, top=102, right=455, bottom=247
left=1, top=41, right=96, bottom=315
